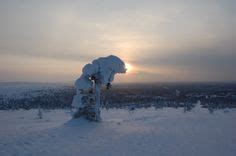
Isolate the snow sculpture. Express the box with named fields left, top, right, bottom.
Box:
left=72, top=55, right=126, bottom=121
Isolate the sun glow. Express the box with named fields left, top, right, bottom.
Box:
left=125, top=63, right=133, bottom=73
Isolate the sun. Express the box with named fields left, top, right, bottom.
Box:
left=125, top=63, right=133, bottom=73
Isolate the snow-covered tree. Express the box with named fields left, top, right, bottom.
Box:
left=72, top=55, right=126, bottom=121
left=38, top=104, right=43, bottom=119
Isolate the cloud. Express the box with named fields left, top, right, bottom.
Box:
left=131, top=43, right=236, bottom=81
left=0, top=0, right=235, bottom=82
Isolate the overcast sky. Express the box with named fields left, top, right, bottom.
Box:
left=0, top=0, right=235, bottom=83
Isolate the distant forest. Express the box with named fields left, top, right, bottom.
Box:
left=0, top=83, right=236, bottom=113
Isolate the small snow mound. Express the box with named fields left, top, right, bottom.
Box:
left=64, top=118, right=90, bottom=127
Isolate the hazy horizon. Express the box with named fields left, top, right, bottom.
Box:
left=0, top=0, right=235, bottom=83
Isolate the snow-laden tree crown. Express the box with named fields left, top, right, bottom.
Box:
left=75, top=55, right=126, bottom=91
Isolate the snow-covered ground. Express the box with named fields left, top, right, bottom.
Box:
left=0, top=106, right=235, bottom=156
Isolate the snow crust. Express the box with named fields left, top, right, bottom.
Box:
left=0, top=107, right=236, bottom=156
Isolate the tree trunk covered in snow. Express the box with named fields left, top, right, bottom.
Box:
left=72, top=55, right=126, bottom=122
left=94, top=81, right=101, bottom=121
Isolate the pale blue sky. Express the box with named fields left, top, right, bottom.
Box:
left=0, top=0, right=235, bottom=83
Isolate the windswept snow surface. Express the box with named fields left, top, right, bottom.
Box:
left=0, top=107, right=236, bottom=156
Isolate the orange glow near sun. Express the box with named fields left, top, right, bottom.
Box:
left=125, top=63, right=133, bottom=73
